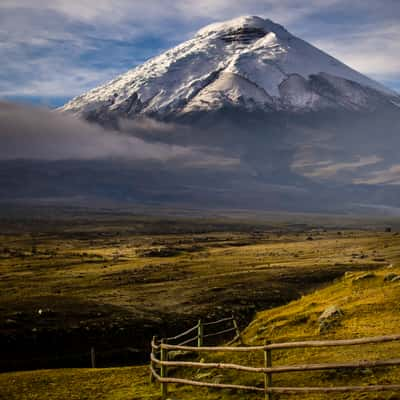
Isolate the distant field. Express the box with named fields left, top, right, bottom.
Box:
left=0, top=207, right=398, bottom=371
left=1, top=256, right=399, bottom=400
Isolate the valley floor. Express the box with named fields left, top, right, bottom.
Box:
left=1, top=261, right=399, bottom=399
left=1, top=209, right=400, bottom=399
left=2, top=210, right=396, bottom=371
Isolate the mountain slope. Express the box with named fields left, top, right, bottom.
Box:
left=60, top=16, right=399, bottom=122
left=3, top=17, right=400, bottom=213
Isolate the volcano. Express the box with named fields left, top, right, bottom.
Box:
left=61, top=16, right=399, bottom=122
left=2, top=17, right=400, bottom=214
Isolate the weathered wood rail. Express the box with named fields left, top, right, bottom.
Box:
left=163, top=315, right=241, bottom=347
left=149, top=331, right=400, bottom=399
left=149, top=315, right=241, bottom=392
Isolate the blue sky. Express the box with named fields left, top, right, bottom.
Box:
left=1, top=0, right=400, bottom=108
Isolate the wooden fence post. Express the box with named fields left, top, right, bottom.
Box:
left=149, top=335, right=156, bottom=384
left=232, top=314, right=243, bottom=344
left=197, top=320, right=203, bottom=347
left=91, top=347, right=96, bottom=368
left=264, top=340, right=272, bottom=400
left=160, top=339, right=168, bottom=400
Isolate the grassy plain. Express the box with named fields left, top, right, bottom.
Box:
left=0, top=208, right=395, bottom=370
left=1, top=253, right=399, bottom=399
left=1, top=207, right=400, bottom=399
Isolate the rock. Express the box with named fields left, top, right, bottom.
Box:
left=384, top=273, right=398, bottom=282
left=344, top=271, right=355, bottom=279
left=352, top=272, right=376, bottom=283
left=212, top=374, right=224, bottom=384
left=194, top=372, right=223, bottom=384
left=318, top=305, right=343, bottom=333
left=195, top=372, right=213, bottom=380
left=318, top=305, right=343, bottom=321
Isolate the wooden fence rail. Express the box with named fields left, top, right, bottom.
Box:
left=157, top=334, right=400, bottom=352
left=202, top=316, right=234, bottom=326
left=163, top=314, right=241, bottom=347
left=151, top=353, right=400, bottom=374
left=149, top=330, right=400, bottom=400
left=164, top=324, right=199, bottom=342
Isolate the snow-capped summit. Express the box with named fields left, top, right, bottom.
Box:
left=195, top=15, right=283, bottom=38
left=61, top=16, right=399, bottom=121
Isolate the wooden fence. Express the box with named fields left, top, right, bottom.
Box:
left=150, top=330, right=400, bottom=399
left=162, top=315, right=241, bottom=347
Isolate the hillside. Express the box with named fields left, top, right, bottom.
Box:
left=1, top=237, right=399, bottom=399
left=162, top=261, right=400, bottom=400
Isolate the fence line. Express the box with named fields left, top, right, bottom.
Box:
left=202, top=326, right=236, bottom=339
left=158, top=333, right=400, bottom=352
left=149, top=327, right=400, bottom=400
left=265, top=334, right=400, bottom=350
left=164, top=324, right=199, bottom=342
left=202, top=316, right=234, bottom=326
left=151, top=352, right=400, bottom=374
left=162, top=314, right=241, bottom=348
left=176, top=335, right=198, bottom=346
left=151, top=365, right=265, bottom=392
left=151, top=364, right=400, bottom=394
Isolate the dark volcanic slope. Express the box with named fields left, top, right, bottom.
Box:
left=2, top=105, right=400, bottom=214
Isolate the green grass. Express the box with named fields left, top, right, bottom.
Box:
left=0, top=366, right=158, bottom=400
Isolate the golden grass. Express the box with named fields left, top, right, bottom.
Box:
left=3, top=263, right=399, bottom=400
left=0, top=366, right=159, bottom=400
left=179, top=263, right=400, bottom=400
left=2, top=218, right=400, bottom=399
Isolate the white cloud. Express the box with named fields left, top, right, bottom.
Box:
left=297, top=155, right=382, bottom=179
left=1, top=1, right=399, bottom=99
left=0, top=101, right=240, bottom=168
left=0, top=62, right=123, bottom=97
left=354, top=164, right=400, bottom=185
left=0, top=0, right=341, bottom=26
left=313, top=23, right=400, bottom=78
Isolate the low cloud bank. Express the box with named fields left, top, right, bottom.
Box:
left=0, top=102, right=239, bottom=168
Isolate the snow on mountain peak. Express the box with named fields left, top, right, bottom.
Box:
left=60, top=16, right=399, bottom=120
left=196, top=15, right=283, bottom=37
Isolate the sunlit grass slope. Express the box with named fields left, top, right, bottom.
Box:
left=159, top=263, right=400, bottom=400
